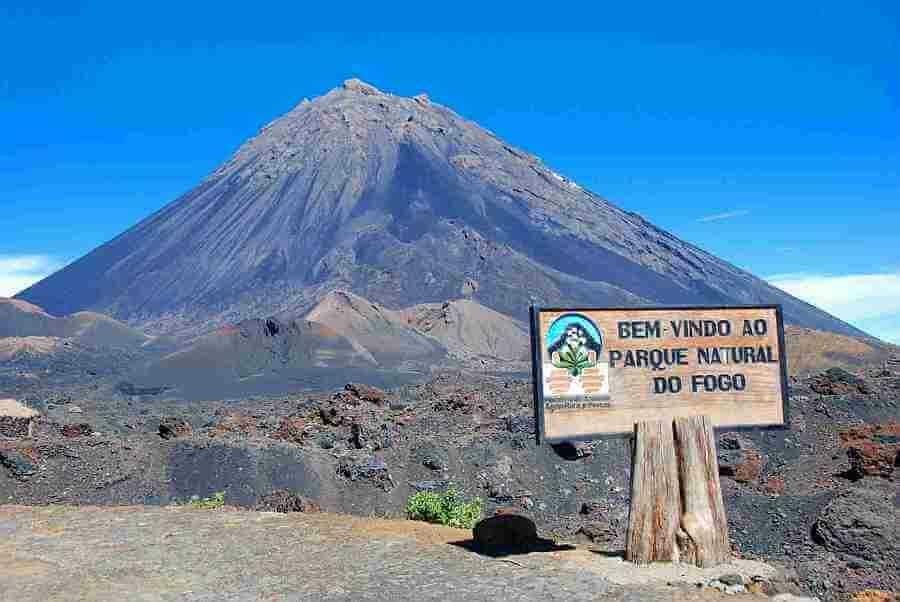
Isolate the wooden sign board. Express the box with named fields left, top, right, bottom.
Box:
left=530, top=305, right=788, bottom=442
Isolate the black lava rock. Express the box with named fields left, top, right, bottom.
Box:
left=473, top=514, right=538, bottom=550
left=812, top=485, right=899, bottom=566
left=506, top=415, right=535, bottom=434
left=158, top=417, right=193, bottom=440
left=414, top=441, right=449, bottom=471
left=0, top=450, right=36, bottom=478
left=254, top=490, right=321, bottom=513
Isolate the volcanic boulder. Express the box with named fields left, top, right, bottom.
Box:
left=717, top=433, right=764, bottom=483
left=473, top=514, right=539, bottom=551
left=0, top=448, right=36, bottom=478
left=812, top=485, right=899, bottom=567
left=61, top=423, right=93, bottom=438
left=840, top=422, right=900, bottom=479
left=344, top=382, right=388, bottom=405
left=159, top=417, right=193, bottom=440
left=0, top=399, right=38, bottom=438
left=810, top=368, right=871, bottom=396
left=254, top=490, right=321, bottom=513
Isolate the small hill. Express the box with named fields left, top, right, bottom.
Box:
left=65, top=311, right=152, bottom=349
left=5, top=293, right=891, bottom=401
left=118, top=292, right=533, bottom=400
left=124, top=317, right=397, bottom=399
left=161, top=317, right=377, bottom=373
left=0, top=298, right=62, bottom=338
left=305, top=291, right=529, bottom=366
left=398, top=298, right=529, bottom=364
left=0, top=298, right=151, bottom=349
left=0, top=336, right=61, bottom=361
left=304, top=290, right=446, bottom=366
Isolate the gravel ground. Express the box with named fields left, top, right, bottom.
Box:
left=1, top=505, right=780, bottom=602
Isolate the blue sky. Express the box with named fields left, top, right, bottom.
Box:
left=1, top=3, right=898, bottom=341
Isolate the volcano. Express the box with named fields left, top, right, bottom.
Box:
left=17, top=79, right=863, bottom=339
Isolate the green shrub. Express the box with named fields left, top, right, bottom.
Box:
left=406, top=487, right=482, bottom=529
left=189, top=491, right=225, bottom=510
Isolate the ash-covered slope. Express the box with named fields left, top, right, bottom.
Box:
left=304, top=290, right=528, bottom=366
left=397, top=298, right=529, bottom=363
left=120, top=291, right=532, bottom=400
left=303, top=290, right=446, bottom=366
left=124, top=317, right=393, bottom=399
left=17, top=79, right=864, bottom=337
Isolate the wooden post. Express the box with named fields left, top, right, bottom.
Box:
left=673, top=415, right=730, bottom=567
left=625, top=415, right=730, bottom=567
left=625, top=419, right=681, bottom=564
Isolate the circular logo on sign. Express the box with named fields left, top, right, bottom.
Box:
left=546, top=313, right=603, bottom=377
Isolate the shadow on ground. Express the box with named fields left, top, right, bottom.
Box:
left=588, top=549, right=626, bottom=558
left=448, top=538, right=576, bottom=558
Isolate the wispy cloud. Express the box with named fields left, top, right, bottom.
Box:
left=698, top=209, right=751, bottom=223
left=767, top=271, right=900, bottom=343
left=0, top=255, right=62, bottom=297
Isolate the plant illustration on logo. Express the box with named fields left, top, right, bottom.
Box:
left=543, top=313, right=610, bottom=399
left=550, top=325, right=599, bottom=376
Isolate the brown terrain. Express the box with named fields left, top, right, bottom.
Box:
left=783, top=326, right=892, bottom=376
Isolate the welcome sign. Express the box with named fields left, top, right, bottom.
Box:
left=530, top=305, right=789, bottom=441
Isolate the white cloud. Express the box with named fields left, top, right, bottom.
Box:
left=858, top=317, right=900, bottom=346
left=698, top=209, right=750, bottom=223
left=0, top=255, right=62, bottom=297
left=768, top=271, right=900, bottom=343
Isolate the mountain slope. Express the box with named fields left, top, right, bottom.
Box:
left=16, top=79, right=865, bottom=338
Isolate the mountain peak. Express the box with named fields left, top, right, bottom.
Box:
left=16, top=83, right=865, bottom=339
left=341, top=78, right=384, bottom=96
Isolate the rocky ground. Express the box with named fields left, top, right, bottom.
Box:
left=1, top=358, right=898, bottom=601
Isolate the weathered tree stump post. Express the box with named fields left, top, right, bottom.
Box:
left=673, top=415, right=730, bottom=567
left=625, top=415, right=730, bottom=567
left=624, top=419, right=681, bottom=564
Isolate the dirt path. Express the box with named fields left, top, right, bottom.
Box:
left=1, top=505, right=779, bottom=601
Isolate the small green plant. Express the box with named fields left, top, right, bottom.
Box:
left=406, top=487, right=482, bottom=529
left=189, top=491, right=225, bottom=510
